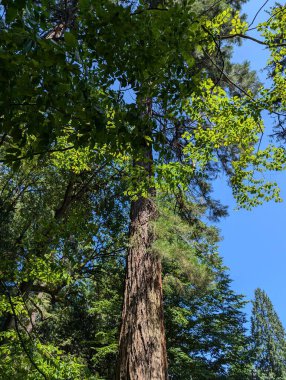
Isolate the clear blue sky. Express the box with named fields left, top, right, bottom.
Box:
left=215, top=0, right=286, bottom=327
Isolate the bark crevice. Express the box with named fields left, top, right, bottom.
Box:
left=117, top=145, right=168, bottom=380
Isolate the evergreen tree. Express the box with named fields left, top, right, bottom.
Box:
left=156, top=201, right=252, bottom=380
left=36, top=198, right=252, bottom=379
left=1, top=1, right=286, bottom=378
left=251, top=288, right=286, bottom=380
left=0, top=170, right=252, bottom=379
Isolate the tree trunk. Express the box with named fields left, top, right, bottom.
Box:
left=26, top=292, right=44, bottom=334
left=117, top=146, right=168, bottom=380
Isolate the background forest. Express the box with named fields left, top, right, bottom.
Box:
left=1, top=0, right=286, bottom=379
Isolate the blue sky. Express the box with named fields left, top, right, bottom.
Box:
left=216, top=0, right=286, bottom=327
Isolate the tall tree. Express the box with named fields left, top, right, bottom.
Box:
left=0, top=188, right=252, bottom=379
left=1, top=1, right=286, bottom=378
left=251, top=288, right=286, bottom=380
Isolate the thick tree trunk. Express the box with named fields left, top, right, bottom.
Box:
left=117, top=147, right=168, bottom=380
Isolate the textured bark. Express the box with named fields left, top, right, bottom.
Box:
left=117, top=147, right=168, bottom=380
left=26, top=292, right=44, bottom=334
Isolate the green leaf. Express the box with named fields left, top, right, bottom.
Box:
left=79, top=0, right=90, bottom=11
left=6, top=7, right=18, bottom=23
left=64, top=32, right=77, bottom=48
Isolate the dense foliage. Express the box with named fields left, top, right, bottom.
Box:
left=1, top=0, right=286, bottom=378
left=251, top=288, right=286, bottom=380
left=0, top=167, right=252, bottom=379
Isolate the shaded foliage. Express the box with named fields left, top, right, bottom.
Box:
left=251, top=288, right=286, bottom=380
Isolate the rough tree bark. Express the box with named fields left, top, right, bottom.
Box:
left=117, top=144, right=168, bottom=380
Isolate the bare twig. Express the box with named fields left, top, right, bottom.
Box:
left=248, top=0, right=270, bottom=29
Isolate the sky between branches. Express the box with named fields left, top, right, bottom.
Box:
left=216, top=0, right=286, bottom=328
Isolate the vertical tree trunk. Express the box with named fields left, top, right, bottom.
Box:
left=117, top=146, right=168, bottom=380
left=26, top=292, right=44, bottom=334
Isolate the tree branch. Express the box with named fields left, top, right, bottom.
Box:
left=0, top=281, right=48, bottom=380
left=220, top=33, right=286, bottom=47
